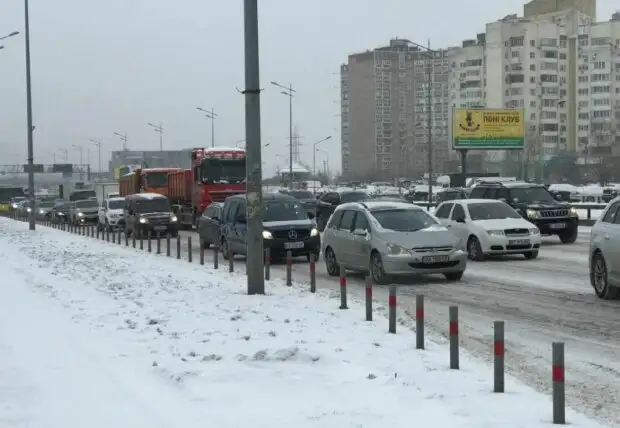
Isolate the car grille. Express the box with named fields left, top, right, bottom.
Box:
left=409, top=261, right=460, bottom=269
left=272, top=229, right=311, bottom=240
left=411, top=246, right=452, bottom=253
left=540, top=209, right=569, bottom=218
left=149, top=218, right=170, bottom=225
left=504, top=228, right=529, bottom=236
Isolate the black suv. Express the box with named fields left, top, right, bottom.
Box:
left=469, top=181, right=579, bottom=244
left=315, top=189, right=368, bottom=231
left=124, top=193, right=179, bottom=238
left=220, top=193, right=320, bottom=261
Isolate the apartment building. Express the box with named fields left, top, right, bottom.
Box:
left=340, top=39, right=450, bottom=180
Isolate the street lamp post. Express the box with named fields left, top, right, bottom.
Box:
left=90, top=138, right=102, bottom=173
left=114, top=132, right=128, bottom=151
left=270, top=81, right=295, bottom=188
left=0, top=31, right=19, bottom=41
left=147, top=122, right=163, bottom=151
left=312, top=136, right=332, bottom=179
left=23, top=0, right=35, bottom=230
left=72, top=144, right=83, bottom=179
left=197, top=107, right=217, bottom=147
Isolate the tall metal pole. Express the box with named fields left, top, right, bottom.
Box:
left=159, top=121, right=163, bottom=151
left=211, top=109, right=215, bottom=147
left=24, top=0, right=35, bottom=230
left=243, top=0, right=264, bottom=295
left=426, top=42, right=433, bottom=206
left=288, top=86, right=293, bottom=188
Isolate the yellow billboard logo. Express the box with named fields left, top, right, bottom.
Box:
left=453, top=108, right=524, bottom=150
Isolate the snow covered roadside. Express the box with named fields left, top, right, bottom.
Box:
left=0, top=218, right=606, bottom=428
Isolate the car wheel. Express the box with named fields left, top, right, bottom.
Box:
left=324, top=247, right=340, bottom=277
left=467, top=236, right=486, bottom=261
left=221, top=238, right=231, bottom=260
left=370, top=251, right=389, bottom=285
left=559, top=228, right=578, bottom=244
left=591, top=252, right=620, bottom=299
left=444, top=271, right=464, bottom=281
left=524, top=250, right=539, bottom=259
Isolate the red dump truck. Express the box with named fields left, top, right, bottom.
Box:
left=168, top=147, right=246, bottom=228
left=119, top=167, right=182, bottom=197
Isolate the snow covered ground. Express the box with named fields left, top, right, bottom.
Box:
left=0, top=218, right=608, bottom=427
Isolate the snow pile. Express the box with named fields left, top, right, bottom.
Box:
left=0, top=218, right=606, bottom=427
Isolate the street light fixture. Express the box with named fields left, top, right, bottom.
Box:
left=196, top=106, right=217, bottom=147
left=270, top=81, right=295, bottom=188
left=90, top=138, right=102, bottom=173
left=147, top=122, right=163, bottom=151
left=312, top=136, right=332, bottom=179
left=113, top=132, right=128, bottom=150
left=0, top=31, right=19, bottom=41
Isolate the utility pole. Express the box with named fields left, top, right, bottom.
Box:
left=24, top=0, right=35, bottom=230
left=197, top=107, right=217, bottom=147
left=424, top=41, right=434, bottom=206
left=243, top=0, right=264, bottom=295
left=147, top=122, right=163, bottom=151
left=312, top=136, right=332, bottom=178
left=90, top=138, right=102, bottom=173
left=59, top=148, right=68, bottom=162
left=114, top=132, right=128, bottom=151
left=270, top=81, right=295, bottom=188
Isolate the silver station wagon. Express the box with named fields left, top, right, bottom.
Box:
left=321, top=200, right=468, bottom=284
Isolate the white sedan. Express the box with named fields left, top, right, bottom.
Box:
left=434, top=198, right=542, bottom=260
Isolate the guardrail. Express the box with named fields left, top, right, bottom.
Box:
left=9, top=212, right=579, bottom=425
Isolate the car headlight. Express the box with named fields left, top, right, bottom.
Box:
left=526, top=209, right=538, bottom=218
left=39, top=209, right=44, bottom=214
left=386, top=243, right=411, bottom=255
left=26, top=207, right=31, bottom=212
left=139, top=217, right=148, bottom=224
left=569, top=207, right=578, bottom=217
left=170, top=214, right=178, bottom=222
left=310, top=228, right=319, bottom=237
left=528, top=227, right=540, bottom=235
left=77, top=212, right=84, bottom=217
left=11, top=204, right=17, bottom=208
left=262, top=230, right=273, bottom=239
left=486, top=229, right=504, bottom=236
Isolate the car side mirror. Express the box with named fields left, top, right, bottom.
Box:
left=352, top=228, right=367, bottom=236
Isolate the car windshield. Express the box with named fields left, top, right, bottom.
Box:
left=201, top=158, right=246, bottom=184
left=467, top=202, right=521, bottom=220
left=510, top=187, right=555, bottom=203
left=108, top=199, right=124, bottom=209
left=370, top=208, right=437, bottom=232
left=70, top=190, right=96, bottom=201
left=145, top=172, right=168, bottom=188
left=287, top=191, right=313, bottom=199
left=263, top=200, right=307, bottom=222
left=55, top=203, right=72, bottom=211
left=340, top=192, right=368, bottom=203
left=74, top=200, right=98, bottom=209
left=134, top=198, right=170, bottom=213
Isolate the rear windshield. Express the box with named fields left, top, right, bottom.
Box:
left=287, top=191, right=313, bottom=199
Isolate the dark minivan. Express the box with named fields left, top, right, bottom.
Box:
left=124, top=193, right=179, bottom=238
left=220, top=193, right=320, bottom=261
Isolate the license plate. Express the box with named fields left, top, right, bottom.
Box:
left=549, top=223, right=566, bottom=229
left=284, top=241, right=304, bottom=249
left=422, top=255, right=449, bottom=263
left=509, top=239, right=530, bottom=245
left=154, top=226, right=166, bottom=231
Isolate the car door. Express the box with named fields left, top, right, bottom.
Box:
left=233, top=200, right=248, bottom=255
left=198, top=205, right=213, bottom=242
left=449, top=203, right=469, bottom=240
left=434, top=202, right=454, bottom=227
left=334, top=210, right=356, bottom=267
left=603, top=203, right=620, bottom=285
left=349, top=211, right=371, bottom=270
left=223, top=201, right=240, bottom=252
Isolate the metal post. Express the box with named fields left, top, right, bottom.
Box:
left=117, top=229, right=121, bottom=245
left=388, top=285, right=397, bottom=334
left=211, top=109, right=215, bottom=148
left=286, top=250, right=292, bottom=286
left=228, top=248, right=234, bottom=272
left=243, top=0, right=265, bottom=294
left=176, top=235, right=180, bottom=259
left=187, top=236, right=192, bottom=262
left=147, top=233, right=151, bottom=252
left=339, top=268, right=348, bottom=309
left=125, top=230, right=128, bottom=246
left=494, top=321, right=505, bottom=393
left=426, top=43, right=434, bottom=207
left=288, top=84, right=293, bottom=188
left=449, top=306, right=459, bottom=369
left=416, top=295, right=425, bottom=350
left=213, top=242, right=219, bottom=269
left=132, top=233, right=136, bottom=248
left=166, top=234, right=170, bottom=256
left=552, top=342, right=565, bottom=424
left=264, top=247, right=270, bottom=280
left=199, top=240, right=204, bottom=265
left=24, top=0, right=35, bottom=231
left=157, top=234, right=161, bottom=254
left=309, top=253, right=316, bottom=293
left=365, top=276, right=372, bottom=321
left=111, top=229, right=116, bottom=243
left=106, top=228, right=110, bottom=242
left=139, top=234, right=143, bottom=250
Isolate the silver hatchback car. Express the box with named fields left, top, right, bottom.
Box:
left=589, top=196, right=620, bottom=299
left=321, top=201, right=468, bottom=284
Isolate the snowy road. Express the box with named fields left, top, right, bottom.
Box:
left=173, top=228, right=620, bottom=426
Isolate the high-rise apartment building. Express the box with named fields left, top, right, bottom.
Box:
left=340, top=39, right=450, bottom=180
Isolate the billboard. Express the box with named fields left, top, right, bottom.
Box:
left=453, top=108, right=524, bottom=150
left=52, top=163, right=73, bottom=173
left=23, top=164, right=44, bottom=173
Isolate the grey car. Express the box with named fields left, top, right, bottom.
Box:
left=69, top=199, right=100, bottom=225
left=589, top=196, right=620, bottom=299
left=321, top=200, right=468, bottom=284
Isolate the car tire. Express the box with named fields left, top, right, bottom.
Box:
left=591, top=252, right=620, bottom=300
left=221, top=238, right=231, bottom=260
left=324, top=247, right=340, bottom=277
left=444, top=271, right=464, bottom=281
left=524, top=250, right=539, bottom=259
left=559, top=228, right=578, bottom=244
left=370, top=251, right=389, bottom=285
left=467, top=236, right=486, bottom=261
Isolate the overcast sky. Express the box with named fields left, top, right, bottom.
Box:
left=0, top=0, right=616, bottom=177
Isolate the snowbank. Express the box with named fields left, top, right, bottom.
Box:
left=0, top=218, right=605, bottom=427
